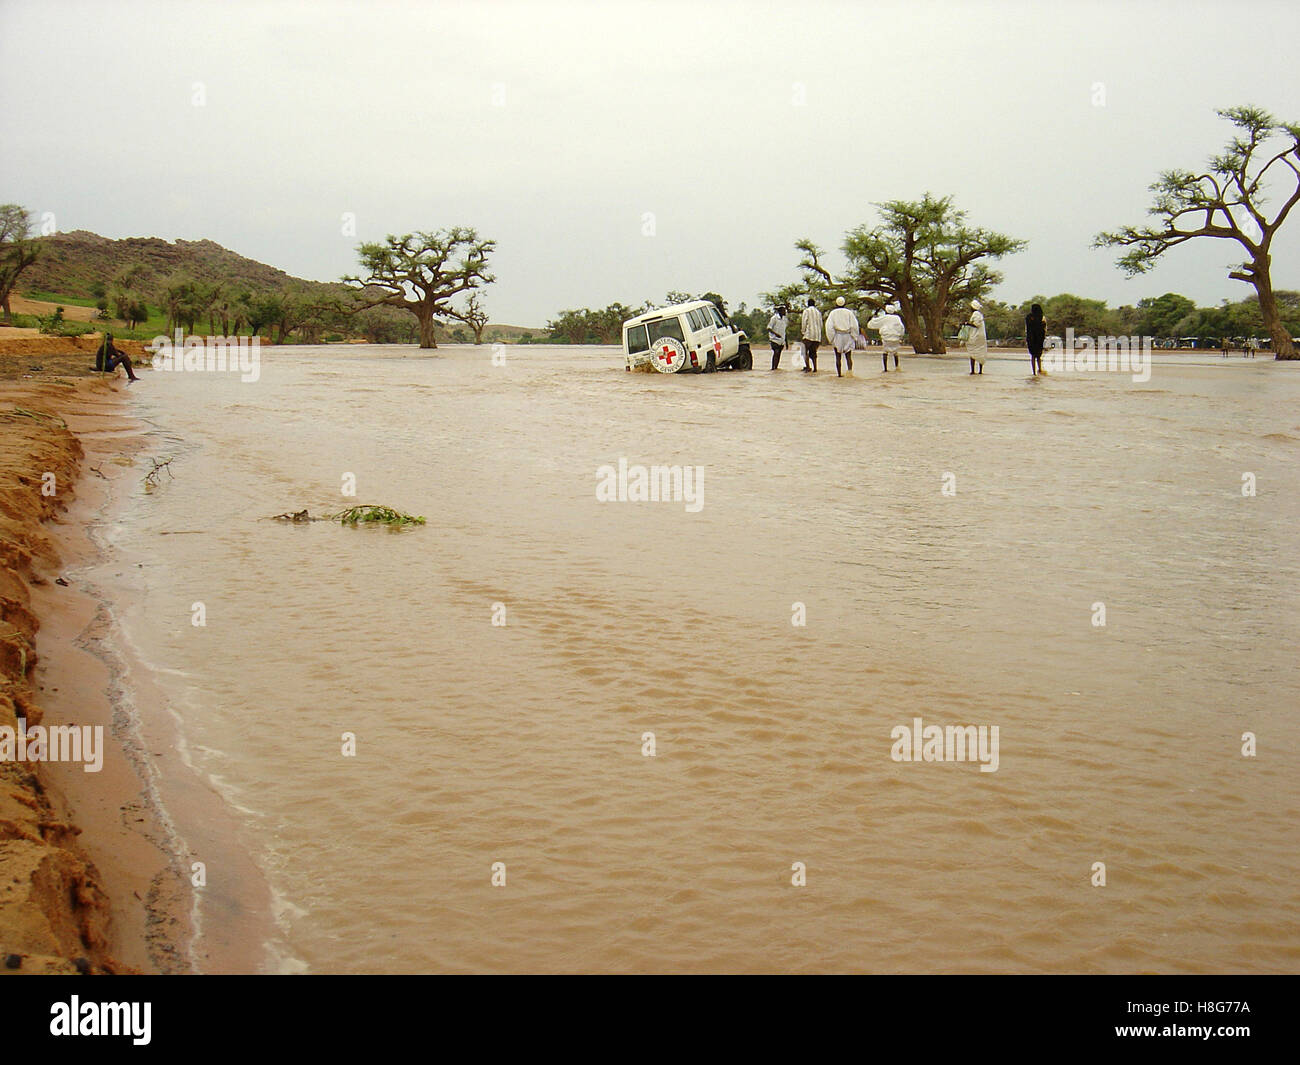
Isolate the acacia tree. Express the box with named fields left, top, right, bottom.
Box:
left=108, top=264, right=149, bottom=329
left=548, top=309, right=590, bottom=343
left=239, top=290, right=283, bottom=337
left=698, top=291, right=728, bottom=316
left=773, top=194, right=1024, bottom=353
left=0, top=204, right=40, bottom=324
left=1097, top=106, right=1300, bottom=359
left=204, top=281, right=226, bottom=336
left=545, top=303, right=635, bottom=344
left=344, top=228, right=495, bottom=349
left=208, top=283, right=242, bottom=336
left=588, top=303, right=634, bottom=343
left=163, top=274, right=206, bottom=333
left=451, top=291, right=490, bottom=344
left=1136, top=292, right=1196, bottom=337
left=354, top=305, right=418, bottom=344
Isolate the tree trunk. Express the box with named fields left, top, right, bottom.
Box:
left=897, top=296, right=932, bottom=354
left=472, top=323, right=485, bottom=344
left=1253, top=262, right=1297, bottom=359
left=0, top=292, right=10, bottom=325
left=900, top=296, right=945, bottom=355
left=417, top=308, right=438, bottom=349
left=923, top=304, right=948, bottom=355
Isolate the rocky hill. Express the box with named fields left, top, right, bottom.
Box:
left=15, top=230, right=538, bottom=342
left=22, top=230, right=321, bottom=302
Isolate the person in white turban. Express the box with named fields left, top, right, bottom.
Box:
left=825, top=295, right=860, bottom=377
left=867, top=301, right=906, bottom=372
left=966, top=299, right=987, bottom=375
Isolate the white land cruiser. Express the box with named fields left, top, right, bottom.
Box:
left=622, top=300, right=752, bottom=373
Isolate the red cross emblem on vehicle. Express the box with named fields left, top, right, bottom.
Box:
left=712, top=334, right=722, bottom=355
left=650, top=335, right=688, bottom=373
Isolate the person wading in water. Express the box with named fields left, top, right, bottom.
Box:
left=867, top=302, right=906, bottom=372
left=768, top=304, right=788, bottom=370
left=966, top=300, right=987, bottom=375
left=1025, top=303, right=1047, bottom=376
left=825, top=296, right=859, bottom=378
left=800, top=297, right=823, bottom=373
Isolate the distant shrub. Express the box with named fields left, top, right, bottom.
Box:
left=37, top=307, right=66, bottom=334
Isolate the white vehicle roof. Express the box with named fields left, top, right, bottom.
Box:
left=623, top=300, right=720, bottom=329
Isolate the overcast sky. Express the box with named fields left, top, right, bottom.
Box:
left=3, top=0, right=1298, bottom=325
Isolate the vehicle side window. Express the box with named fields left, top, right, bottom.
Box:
left=709, top=307, right=727, bottom=328
left=691, top=309, right=709, bottom=331
left=647, top=317, right=686, bottom=344
left=626, top=323, right=649, bottom=353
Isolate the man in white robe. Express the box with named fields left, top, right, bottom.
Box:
left=867, top=302, right=906, bottom=372
left=767, top=304, right=788, bottom=370
left=825, top=296, right=859, bottom=377
left=966, top=299, right=988, bottom=375
left=800, top=298, right=823, bottom=373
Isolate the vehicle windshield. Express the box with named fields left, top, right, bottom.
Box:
left=646, top=317, right=686, bottom=344
left=625, top=323, right=649, bottom=354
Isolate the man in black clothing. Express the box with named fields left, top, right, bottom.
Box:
left=96, top=332, right=139, bottom=382
left=1025, top=304, right=1047, bottom=376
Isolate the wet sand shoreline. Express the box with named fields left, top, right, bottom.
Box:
left=0, top=365, right=274, bottom=973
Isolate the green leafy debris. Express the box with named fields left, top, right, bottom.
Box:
left=331, top=504, right=426, bottom=527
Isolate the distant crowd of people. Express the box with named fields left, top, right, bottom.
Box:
left=764, top=298, right=1052, bottom=377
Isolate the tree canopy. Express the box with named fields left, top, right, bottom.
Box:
left=1096, top=105, right=1300, bottom=358
left=769, top=194, right=1024, bottom=353
left=0, top=204, right=41, bottom=324
left=451, top=291, right=491, bottom=344
left=344, top=227, right=495, bottom=349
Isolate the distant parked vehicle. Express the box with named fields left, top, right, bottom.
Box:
left=622, top=300, right=751, bottom=373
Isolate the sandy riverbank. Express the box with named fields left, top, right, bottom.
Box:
left=0, top=373, right=197, bottom=973
left=0, top=377, right=129, bottom=971
left=0, top=332, right=311, bottom=975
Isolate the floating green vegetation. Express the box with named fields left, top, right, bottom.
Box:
left=332, top=504, right=426, bottom=527
left=268, top=504, right=427, bottom=527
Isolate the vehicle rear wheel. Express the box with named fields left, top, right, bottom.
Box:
left=705, top=351, right=717, bottom=373
left=737, top=343, right=752, bottom=371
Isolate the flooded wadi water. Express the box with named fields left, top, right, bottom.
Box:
left=91, top=344, right=1300, bottom=973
